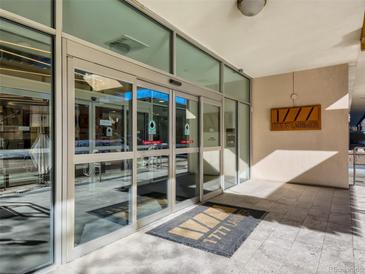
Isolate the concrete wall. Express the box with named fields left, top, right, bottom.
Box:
left=252, top=64, right=349, bottom=188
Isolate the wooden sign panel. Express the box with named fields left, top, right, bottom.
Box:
left=271, top=105, right=321, bottom=131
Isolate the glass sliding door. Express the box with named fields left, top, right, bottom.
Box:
left=224, top=99, right=238, bottom=189
left=175, top=153, right=199, bottom=203
left=136, top=82, right=171, bottom=221
left=202, top=100, right=222, bottom=198
left=68, top=59, right=136, bottom=255
left=137, top=156, right=169, bottom=219
left=239, top=103, right=250, bottom=182
left=175, top=93, right=199, bottom=205
left=0, top=20, right=54, bottom=273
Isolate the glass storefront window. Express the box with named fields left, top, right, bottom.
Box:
left=176, top=36, right=220, bottom=91
left=176, top=96, right=198, bottom=148
left=176, top=153, right=199, bottom=203
left=137, top=87, right=169, bottom=150
left=0, top=0, right=53, bottom=27
left=74, top=70, right=132, bottom=154
left=0, top=19, right=53, bottom=273
left=137, top=156, right=169, bottom=218
left=203, top=103, right=220, bottom=147
left=63, top=0, right=171, bottom=72
left=239, top=103, right=250, bottom=182
left=74, top=160, right=132, bottom=245
left=203, top=151, right=221, bottom=194
left=224, top=66, right=250, bottom=102
left=224, top=99, right=238, bottom=189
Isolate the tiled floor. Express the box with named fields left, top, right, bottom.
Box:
left=49, top=180, right=365, bottom=274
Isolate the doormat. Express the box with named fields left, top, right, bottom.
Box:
left=147, top=202, right=267, bottom=257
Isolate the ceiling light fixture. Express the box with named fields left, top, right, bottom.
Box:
left=237, top=0, right=267, bottom=17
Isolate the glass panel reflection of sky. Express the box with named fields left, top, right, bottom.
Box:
left=136, top=88, right=169, bottom=102
left=119, top=88, right=175, bottom=103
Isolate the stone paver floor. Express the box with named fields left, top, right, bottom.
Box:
left=49, top=180, right=365, bottom=274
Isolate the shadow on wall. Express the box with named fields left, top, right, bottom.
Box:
left=251, top=149, right=338, bottom=182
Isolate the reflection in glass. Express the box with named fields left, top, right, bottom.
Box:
left=0, top=19, right=53, bottom=273
left=137, top=88, right=169, bottom=150
left=224, top=99, right=238, bottom=189
left=176, top=97, right=198, bottom=148
left=203, top=151, right=221, bottom=194
left=176, top=153, right=199, bottom=202
left=1, top=0, right=52, bottom=26
left=74, top=70, right=132, bottom=154
left=63, top=0, right=171, bottom=72
left=176, top=36, right=220, bottom=91
left=224, top=66, right=250, bottom=102
left=203, top=103, right=220, bottom=147
left=239, top=103, right=250, bottom=182
left=74, top=160, right=132, bottom=246
left=137, top=156, right=168, bottom=218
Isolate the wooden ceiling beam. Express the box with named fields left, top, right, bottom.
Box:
left=362, top=11, right=365, bottom=51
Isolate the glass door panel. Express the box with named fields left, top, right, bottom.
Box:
left=175, top=153, right=199, bottom=203
left=224, top=99, right=238, bottom=189
left=70, top=61, right=135, bottom=251
left=74, top=69, right=132, bottom=154
left=203, top=150, right=221, bottom=194
left=75, top=101, right=90, bottom=154
left=136, top=82, right=171, bottom=221
left=239, top=103, right=250, bottom=182
left=137, top=156, right=169, bottom=219
left=137, top=87, right=169, bottom=151
left=94, top=103, right=131, bottom=153
left=176, top=96, right=198, bottom=148
left=174, top=92, right=200, bottom=204
left=202, top=100, right=222, bottom=198
left=74, top=160, right=132, bottom=245
left=203, top=103, right=220, bottom=147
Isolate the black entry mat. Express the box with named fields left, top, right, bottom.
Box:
left=147, top=202, right=267, bottom=257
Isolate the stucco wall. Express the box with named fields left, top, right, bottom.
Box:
left=252, top=64, right=349, bottom=189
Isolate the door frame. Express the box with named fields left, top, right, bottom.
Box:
left=200, top=97, right=224, bottom=202
left=223, top=98, right=239, bottom=189
left=62, top=37, right=225, bottom=261
left=65, top=57, right=137, bottom=261
left=172, top=90, right=200, bottom=211
left=135, top=79, right=173, bottom=228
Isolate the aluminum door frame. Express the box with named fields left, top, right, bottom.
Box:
left=223, top=98, right=239, bottom=189
left=173, top=90, right=200, bottom=211
left=135, top=79, right=174, bottom=228
left=65, top=57, right=137, bottom=261
left=62, top=37, right=226, bottom=261
left=200, top=97, right=224, bottom=202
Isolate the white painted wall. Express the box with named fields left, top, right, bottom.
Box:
left=252, top=64, right=349, bottom=189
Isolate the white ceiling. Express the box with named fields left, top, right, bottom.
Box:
left=138, top=0, right=365, bottom=78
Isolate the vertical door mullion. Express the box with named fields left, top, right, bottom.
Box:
left=168, top=89, right=173, bottom=211
left=66, top=57, right=75, bottom=260
left=132, top=83, right=138, bottom=228
left=220, top=103, right=224, bottom=191
left=171, top=91, right=176, bottom=210
left=236, top=101, right=240, bottom=185
left=219, top=103, right=225, bottom=189
left=199, top=98, right=204, bottom=202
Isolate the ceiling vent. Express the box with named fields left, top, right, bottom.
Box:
left=237, top=0, right=267, bottom=17
left=106, top=34, right=149, bottom=54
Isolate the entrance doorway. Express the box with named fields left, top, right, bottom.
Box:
left=63, top=40, right=225, bottom=260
